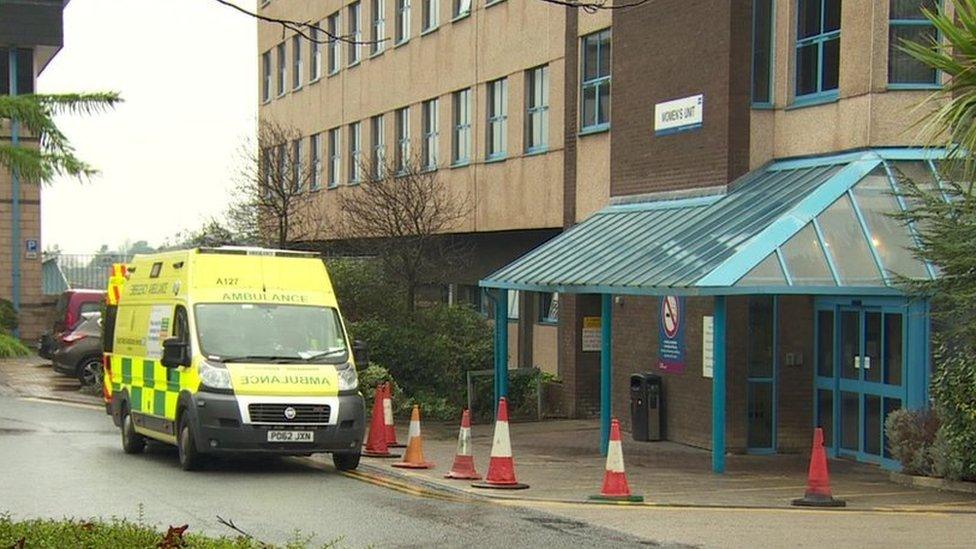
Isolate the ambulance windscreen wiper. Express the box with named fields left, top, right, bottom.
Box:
left=296, top=347, right=347, bottom=361
left=211, top=355, right=296, bottom=363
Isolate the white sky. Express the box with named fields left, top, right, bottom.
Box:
left=38, top=0, right=257, bottom=253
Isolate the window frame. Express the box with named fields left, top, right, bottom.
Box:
left=349, top=122, right=363, bottom=184
left=396, top=106, right=410, bottom=174
left=292, top=35, right=303, bottom=90
left=751, top=0, right=775, bottom=107
left=486, top=78, right=508, bottom=160
left=371, top=0, right=386, bottom=55
left=328, top=12, right=341, bottom=75
left=580, top=29, right=611, bottom=132
left=276, top=42, right=287, bottom=96
left=453, top=0, right=472, bottom=20
left=538, top=292, right=559, bottom=324
left=423, top=98, right=439, bottom=170
left=310, top=25, right=323, bottom=82
left=292, top=138, right=303, bottom=191
left=396, top=0, right=411, bottom=44
left=423, top=0, right=439, bottom=32
left=348, top=1, right=363, bottom=66
left=452, top=88, right=472, bottom=166
left=371, top=114, right=386, bottom=178
left=793, top=0, right=841, bottom=105
left=328, top=128, right=341, bottom=189
left=525, top=65, right=549, bottom=153
left=310, top=133, right=322, bottom=190
left=888, top=0, right=941, bottom=89
left=261, top=50, right=272, bottom=102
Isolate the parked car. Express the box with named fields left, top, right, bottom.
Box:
left=38, top=289, right=105, bottom=359
left=52, top=312, right=103, bottom=388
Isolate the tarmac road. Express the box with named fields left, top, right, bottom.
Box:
left=0, top=395, right=661, bottom=548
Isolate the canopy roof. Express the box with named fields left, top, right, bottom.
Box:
left=481, top=149, right=945, bottom=296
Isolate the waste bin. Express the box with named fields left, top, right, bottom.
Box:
left=630, top=373, right=664, bottom=441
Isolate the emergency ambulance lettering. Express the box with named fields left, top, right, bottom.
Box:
left=216, top=278, right=239, bottom=286
left=239, top=375, right=332, bottom=386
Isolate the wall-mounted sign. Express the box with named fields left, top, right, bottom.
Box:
left=702, top=315, right=714, bottom=379
left=582, top=316, right=601, bottom=352
left=654, top=94, right=703, bottom=136
left=25, top=239, right=38, bottom=260
left=658, top=295, right=686, bottom=373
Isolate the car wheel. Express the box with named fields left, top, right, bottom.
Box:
left=177, top=414, right=205, bottom=471
left=121, top=405, right=146, bottom=454
left=77, top=356, right=103, bottom=389
left=333, top=451, right=361, bottom=471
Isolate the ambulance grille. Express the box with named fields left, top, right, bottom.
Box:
left=248, top=404, right=331, bottom=424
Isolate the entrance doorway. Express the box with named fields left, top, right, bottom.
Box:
left=747, top=296, right=776, bottom=453
left=814, top=297, right=926, bottom=468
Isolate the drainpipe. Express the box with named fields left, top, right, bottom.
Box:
left=600, top=293, right=612, bottom=457
left=9, top=48, right=21, bottom=336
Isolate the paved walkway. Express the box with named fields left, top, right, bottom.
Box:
left=0, top=356, right=103, bottom=406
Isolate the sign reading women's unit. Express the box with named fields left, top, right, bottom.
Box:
left=658, top=295, right=686, bottom=373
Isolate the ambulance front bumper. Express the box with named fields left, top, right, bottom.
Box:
left=189, top=391, right=365, bottom=455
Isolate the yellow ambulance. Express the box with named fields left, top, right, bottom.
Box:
left=103, top=247, right=365, bottom=471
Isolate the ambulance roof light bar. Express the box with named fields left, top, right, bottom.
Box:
left=196, top=246, right=319, bottom=258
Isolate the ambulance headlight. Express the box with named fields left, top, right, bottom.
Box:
left=337, top=363, right=358, bottom=391
left=200, top=360, right=233, bottom=391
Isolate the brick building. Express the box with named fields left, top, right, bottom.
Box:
left=1, top=0, right=66, bottom=340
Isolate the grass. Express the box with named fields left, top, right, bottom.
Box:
left=0, top=334, right=30, bottom=359
left=0, top=513, right=343, bottom=549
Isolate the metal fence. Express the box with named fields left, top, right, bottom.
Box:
left=42, top=253, right=133, bottom=294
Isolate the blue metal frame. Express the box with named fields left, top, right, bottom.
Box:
left=9, top=49, right=21, bottom=331
left=600, top=294, right=612, bottom=456
left=580, top=29, right=611, bottom=131
left=712, top=296, right=727, bottom=473
left=880, top=159, right=938, bottom=280
left=793, top=0, right=840, bottom=103
left=490, top=289, right=509, bottom=412
left=751, top=0, right=776, bottom=107
left=888, top=2, right=941, bottom=89
left=746, top=296, right=778, bottom=454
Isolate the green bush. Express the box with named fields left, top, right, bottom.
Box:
left=326, top=258, right=406, bottom=322
left=885, top=408, right=941, bottom=476
left=930, top=343, right=976, bottom=481
left=0, top=299, right=16, bottom=334
left=0, top=334, right=29, bottom=359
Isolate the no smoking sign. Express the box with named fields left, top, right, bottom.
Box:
left=658, top=295, right=686, bottom=373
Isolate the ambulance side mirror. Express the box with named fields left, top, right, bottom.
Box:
left=352, top=340, right=369, bottom=367
left=161, top=337, right=189, bottom=369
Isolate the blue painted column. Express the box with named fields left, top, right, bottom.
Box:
left=600, top=293, right=613, bottom=456
left=712, top=295, right=727, bottom=474
left=9, top=49, right=22, bottom=331
left=493, top=289, right=509, bottom=409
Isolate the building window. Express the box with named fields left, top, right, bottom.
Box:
left=525, top=65, right=549, bottom=152
left=396, top=107, right=410, bottom=173
left=261, top=50, right=272, bottom=102
left=889, top=0, right=939, bottom=86
left=328, top=12, right=341, bottom=74
left=396, top=0, right=411, bottom=43
left=538, top=292, right=559, bottom=323
left=276, top=42, right=287, bottom=95
left=795, top=0, right=841, bottom=100
left=423, top=99, right=439, bottom=170
left=487, top=78, right=508, bottom=160
left=371, top=0, right=386, bottom=55
left=581, top=29, right=611, bottom=131
left=292, top=35, right=303, bottom=90
left=454, top=0, right=471, bottom=18
left=328, top=128, right=341, bottom=188
left=371, top=114, right=386, bottom=178
left=311, top=25, right=323, bottom=81
left=349, top=122, right=363, bottom=183
left=277, top=143, right=287, bottom=190
left=423, top=0, right=439, bottom=31
left=752, top=0, right=774, bottom=105
left=507, top=291, right=519, bottom=320
left=292, top=138, right=303, bottom=190
left=452, top=88, right=471, bottom=165
left=348, top=2, right=362, bottom=65
left=310, top=133, right=322, bottom=190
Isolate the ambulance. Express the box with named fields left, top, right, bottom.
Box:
left=102, top=247, right=365, bottom=471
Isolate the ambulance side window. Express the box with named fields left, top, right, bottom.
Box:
left=174, top=305, right=190, bottom=352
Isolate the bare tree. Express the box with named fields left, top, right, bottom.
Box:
left=334, top=154, right=470, bottom=312
left=233, top=120, right=325, bottom=248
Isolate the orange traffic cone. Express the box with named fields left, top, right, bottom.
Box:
left=471, top=397, right=529, bottom=490
left=792, top=427, right=845, bottom=507
left=392, top=405, right=434, bottom=469
left=445, top=409, right=481, bottom=480
left=383, top=383, right=405, bottom=448
left=589, top=418, right=643, bottom=502
left=362, top=385, right=400, bottom=458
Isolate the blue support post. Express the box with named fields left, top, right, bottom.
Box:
left=600, top=294, right=613, bottom=457
left=712, top=295, right=727, bottom=474
left=9, top=49, right=21, bottom=334
left=493, top=289, right=509, bottom=411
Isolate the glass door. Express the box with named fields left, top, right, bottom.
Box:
left=747, top=296, right=776, bottom=453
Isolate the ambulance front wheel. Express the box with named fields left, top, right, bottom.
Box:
left=333, top=451, right=361, bottom=471
left=120, top=406, right=145, bottom=454
left=178, top=414, right=205, bottom=471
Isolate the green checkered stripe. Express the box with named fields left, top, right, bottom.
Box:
left=113, top=356, right=183, bottom=419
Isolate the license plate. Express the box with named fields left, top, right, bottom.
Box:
left=267, top=430, right=314, bottom=442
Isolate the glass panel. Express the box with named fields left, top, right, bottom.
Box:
left=748, top=382, right=774, bottom=449
left=598, top=81, right=611, bottom=125
left=817, top=310, right=834, bottom=377
left=747, top=296, right=774, bottom=378
left=752, top=0, right=773, bottom=103
left=736, top=252, right=787, bottom=286
left=818, top=389, right=834, bottom=447
left=598, top=32, right=611, bottom=76
left=781, top=223, right=835, bottom=285
left=864, top=311, right=882, bottom=383
left=889, top=25, right=938, bottom=84
left=797, top=0, right=822, bottom=39
left=884, top=313, right=903, bottom=385
left=582, top=85, right=597, bottom=127
left=851, top=168, right=929, bottom=279
left=891, top=0, right=938, bottom=20
left=824, top=0, right=841, bottom=32
left=817, top=194, right=884, bottom=285
left=888, top=160, right=939, bottom=212
left=864, top=394, right=882, bottom=456
left=841, top=391, right=859, bottom=451
left=840, top=310, right=859, bottom=380
left=883, top=397, right=902, bottom=459
left=584, top=35, right=599, bottom=80
left=822, top=38, right=840, bottom=91
left=796, top=43, right=819, bottom=96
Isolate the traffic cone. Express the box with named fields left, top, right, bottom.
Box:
left=362, top=385, right=400, bottom=458
left=792, top=427, right=845, bottom=507
left=392, top=405, right=434, bottom=469
left=589, top=418, right=643, bottom=502
left=383, top=383, right=405, bottom=448
left=445, top=409, right=481, bottom=480
left=471, top=397, right=529, bottom=490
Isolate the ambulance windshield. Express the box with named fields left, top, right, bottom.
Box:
left=194, top=303, right=348, bottom=363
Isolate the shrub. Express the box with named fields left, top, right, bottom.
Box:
left=930, top=343, right=976, bottom=481
left=0, top=299, right=16, bottom=334
left=0, top=334, right=29, bottom=359
left=326, top=258, right=406, bottom=322
left=885, top=408, right=940, bottom=476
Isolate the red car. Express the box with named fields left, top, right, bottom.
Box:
left=38, top=289, right=105, bottom=360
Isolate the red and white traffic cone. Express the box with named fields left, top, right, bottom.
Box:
left=471, top=397, right=529, bottom=490
left=383, top=383, right=405, bottom=448
left=392, top=405, right=434, bottom=469
left=445, top=409, right=481, bottom=480
left=792, top=427, right=845, bottom=507
left=362, top=385, right=400, bottom=458
left=589, top=418, right=643, bottom=502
